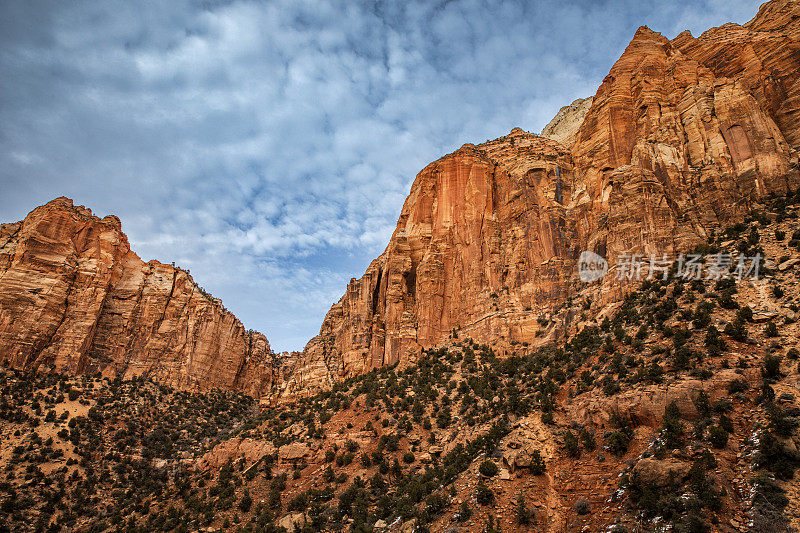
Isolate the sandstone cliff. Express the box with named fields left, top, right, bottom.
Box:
left=540, top=96, right=592, bottom=147
left=2, top=0, right=799, bottom=400
left=0, top=198, right=282, bottom=400
left=292, top=0, right=800, bottom=394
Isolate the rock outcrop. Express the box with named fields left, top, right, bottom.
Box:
left=0, top=198, right=281, bottom=399
left=540, top=96, right=593, bottom=147
left=292, top=0, right=800, bottom=395
left=2, top=0, right=799, bottom=401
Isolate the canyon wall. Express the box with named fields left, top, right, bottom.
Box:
left=540, top=96, right=593, bottom=147
left=1, top=0, right=799, bottom=400
left=0, top=198, right=283, bottom=400
left=290, top=0, right=800, bottom=395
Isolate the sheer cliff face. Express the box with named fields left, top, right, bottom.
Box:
left=2, top=0, right=799, bottom=400
left=293, top=0, right=800, bottom=394
left=0, top=198, right=279, bottom=399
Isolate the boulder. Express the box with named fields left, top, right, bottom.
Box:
left=633, top=458, right=691, bottom=488
left=278, top=443, right=310, bottom=463
left=277, top=513, right=305, bottom=531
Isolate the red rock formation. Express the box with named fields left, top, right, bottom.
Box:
left=2, top=0, right=799, bottom=400
left=0, top=198, right=280, bottom=399
left=291, top=0, right=800, bottom=394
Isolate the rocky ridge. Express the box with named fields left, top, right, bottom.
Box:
left=0, top=197, right=287, bottom=401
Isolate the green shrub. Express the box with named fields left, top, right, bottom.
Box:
left=704, top=326, right=726, bottom=356
left=238, top=490, right=252, bottom=513
left=476, top=481, right=494, bottom=505
left=530, top=450, right=546, bottom=475
left=693, top=391, right=711, bottom=418
left=580, top=427, right=596, bottom=451
left=602, top=376, right=620, bottom=396
left=564, top=430, right=580, bottom=457
left=737, top=306, right=753, bottom=322
left=516, top=494, right=533, bottom=524
left=708, top=426, right=729, bottom=448
left=729, top=378, right=748, bottom=394
left=767, top=404, right=799, bottom=438
left=765, top=322, right=779, bottom=337
left=605, top=413, right=633, bottom=456
left=457, top=501, right=472, bottom=522
left=425, top=493, right=447, bottom=516
left=724, top=318, right=748, bottom=342
left=661, top=401, right=683, bottom=449
left=479, top=460, right=498, bottom=477
left=763, top=353, right=782, bottom=380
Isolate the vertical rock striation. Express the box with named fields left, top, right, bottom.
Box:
left=1, top=0, right=799, bottom=400
left=291, top=0, right=800, bottom=394
left=0, top=198, right=281, bottom=400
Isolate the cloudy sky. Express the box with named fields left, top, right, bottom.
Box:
left=1, top=0, right=760, bottom=351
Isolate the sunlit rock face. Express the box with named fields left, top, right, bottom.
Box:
left=292, top=0, right=800, bottom=394
left=0, top=197, right=281, bottom=400
left=1, top=0, right=799, bottom=400
left=541, top=97, right=593, bottom=148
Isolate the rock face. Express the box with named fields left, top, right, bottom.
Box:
left=540, top=97, right=593, bottom=147
left=292, top=0, right=800, bottom=395
left=2, top=0, right=800, bottom=401
left=0, top=198, right=280, bottom=399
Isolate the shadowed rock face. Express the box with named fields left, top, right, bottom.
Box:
left=290, top=0, right=800, bottom=395
left=0, top=197, right=283, bottom=400
left=1, top=0, right=799, bottom=400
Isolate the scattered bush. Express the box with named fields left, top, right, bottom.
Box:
left=516, top=494, right=533, bottom=524
left=729, top=379, right=748, bottom=394
left=765, top=322, right=779, bottom=337
left=476, top=481, right=495, bottom=505
left=763, top=353, right=782, bottom=380
left=479, top=460, right=499, bottom=477
left=574, top=498, right=591, bottom=515
left=708, top=426, right=729, bottom=448
left=530, top=450, right=546, bottom=475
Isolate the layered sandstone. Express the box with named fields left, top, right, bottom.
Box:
left=0, top=198, right=281, bottom=400
left=1, top=0, right=799, bottom=400
left=292, top=0, right=800, bottom=394
left=540, top=96, right=592, bottom=147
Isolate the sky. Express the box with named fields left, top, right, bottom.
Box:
left=0, top=0, right=761, bottom=351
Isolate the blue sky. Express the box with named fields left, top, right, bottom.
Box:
left=0, top=0, right=761, bottom=351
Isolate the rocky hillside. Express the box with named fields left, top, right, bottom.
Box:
left=294, top=0, right=800, bottom=396
left=1, top=190, right=799, bottom=532
left=1, top=1, right=800, bottom=532
left=0, top=198, right=287, bottom=400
